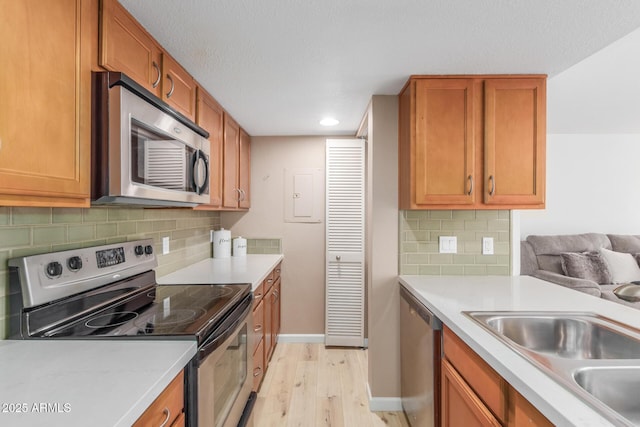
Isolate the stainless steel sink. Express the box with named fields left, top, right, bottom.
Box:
left=472, top=312, right=640, bottom=359
left=574, top=366, right=640, bottom=425
left=465, top=311, right=640, bottom=426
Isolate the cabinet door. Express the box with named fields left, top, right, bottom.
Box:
left=272, top=278, right=281, bottom=346
left=252, top=337, right=265, bottom=392
left=133, top=371, right=184, bottom=427
left=239, top=128, right=251, bottom=209
left=484, top=78, right=546, bottom=206
left=264, top=284, right=274, bottom=363
left=0, top=0, right=92, bottom=207
left=100, top=0, right=162, bottom=98
left=414, top=79, right=475, bottom=205
left=441, top=359, right=502, bottom=427
left=195, top=89, right=224, bottom=208
left=508, top=389, right=553, bottom=427
left=162, top=54, right=197, bottom=121
left=252, top=299, right=264, bottom=355
left=222, top=114, right=240, bottom=208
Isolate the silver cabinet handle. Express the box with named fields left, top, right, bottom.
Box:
left=239, top=189, right=245, bottom=201
left=467, top=175, right=473, bottom=196
left=235, top=188, right=242, bottom=202
left=336, top=255, right=341, bottom=261
left=254, top=292, right=263, bottom=299
left=253, top=367, right=262, bottom=377
left=489, top=175, right=495, bottom=196
left=166, top=74, right=175, bottom=98
left=159, top=408, right=171, bottom=427
left=152, top=61, right=161, bottom=88
left=254, top=324, right=263, bottom=332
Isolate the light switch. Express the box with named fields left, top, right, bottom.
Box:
left=439, top=236, right=457, bottom=254
left=482, top=237, right=494, bottom=255
left=162, top=236, right=170, bottom=255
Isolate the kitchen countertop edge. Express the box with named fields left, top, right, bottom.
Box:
left=157, top=254, right=284, bottom=291
left=398, top=274, right=636, bottom=427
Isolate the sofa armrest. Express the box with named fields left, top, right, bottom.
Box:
left=531, top=270, right=602, bottom=297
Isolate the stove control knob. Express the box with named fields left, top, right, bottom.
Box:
left=45, top=261, right=63, bottom=278
left=134, top=245, right=144, bottom=256
left=67, top=256, right=83, bottom=272
left=144, top=245, right=153, bottom=255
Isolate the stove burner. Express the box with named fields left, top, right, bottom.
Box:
left=185, top=286, right=234, bottom=298
left=85, top=311, right=139, bottom=329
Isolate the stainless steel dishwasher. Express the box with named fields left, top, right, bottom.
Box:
left=400, top=284, right=442, bottom=427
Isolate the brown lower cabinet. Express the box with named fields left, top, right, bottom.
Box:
left=442, top=326, right=553, bottom=427
left=251, top=262, right=282, bottom=392
left=133, top=371, right=184, bottom=427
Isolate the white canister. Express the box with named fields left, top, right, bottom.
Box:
left=213, top=228, right=231, bottom=258
left=233, top=237, right=247, bottom=257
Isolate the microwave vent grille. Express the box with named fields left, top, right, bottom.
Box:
left=144, top=141, right=187, bottom=190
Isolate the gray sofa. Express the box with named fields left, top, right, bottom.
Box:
left=521, top=233, right=640, bottom=308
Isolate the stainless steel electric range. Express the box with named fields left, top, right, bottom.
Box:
left=8, top=239, right=254, bottom=427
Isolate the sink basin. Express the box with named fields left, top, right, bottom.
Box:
left=464, top=311, right=640, bottom=426
left=468, top=312, right=640, bottom=359
left=574, top=366, right=640, bottom=425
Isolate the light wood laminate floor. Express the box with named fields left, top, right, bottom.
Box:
left=253, top=343, right=410, bottom=427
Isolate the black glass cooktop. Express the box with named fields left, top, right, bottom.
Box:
left=42, top=283, right=250, bottom=342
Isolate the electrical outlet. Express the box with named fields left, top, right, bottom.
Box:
left=482, top=237, right=494, bottom=255
left=210, top=230, right=214, bottom=243
left=162, top=236, right=170, bottom=255
left=439, top=236, right=457, bottom=254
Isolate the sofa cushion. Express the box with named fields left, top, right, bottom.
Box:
left=599, top=248, right=640, bottom=283
left=608, top=234, right=640, bottom=253
left=560, top=251, right=612, bottom=284
left=526, top=233, right=611, bottom=274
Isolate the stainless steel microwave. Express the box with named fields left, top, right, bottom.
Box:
left=92, top=72, right=210, bottom=207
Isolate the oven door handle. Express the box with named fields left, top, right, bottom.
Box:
left=197, top=297, right=252, bottom=364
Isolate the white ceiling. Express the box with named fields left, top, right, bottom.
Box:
left=119, top=0, right=640, bottom=136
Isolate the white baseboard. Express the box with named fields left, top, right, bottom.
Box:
left=278, top=334, right=325, bottom=343
left=366, top=383, right=403, bottom=411
left=278, top=335, right=369, bottom=347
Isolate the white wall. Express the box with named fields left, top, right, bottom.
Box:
left=519, top=133, right=640, bottom=238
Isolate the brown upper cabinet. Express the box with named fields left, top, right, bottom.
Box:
left=399, top=75, right=546, bottom=210
left=100, top=0, right=162, bottom=98
left=0, top=0, right=93, bottom=207
left=195, top=89, right=224, bottom=209
left=162, top=54, right=197, bottom=121
left=222, top=114, right=251, bottom=209
left=239, top=129, right=251, bottom=209
left=100, top=0, right=196, bottom=121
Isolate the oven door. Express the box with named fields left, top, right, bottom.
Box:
left=196, top=297, right=253, bottom=427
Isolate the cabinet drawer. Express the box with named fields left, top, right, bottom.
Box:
left=253, top=282, right=264, bottom=310
left=264, top=271, right=275, bottom=292
left=252, top=337, right=265, bottom=392
left=133, top=371, right=184, bottom=427
left=252, top=299, right=264, bottom=355
left=443, top=326, right=506, bottom=423
left=273, top=262, right=282, bottom=282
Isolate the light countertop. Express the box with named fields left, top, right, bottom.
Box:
left=0, top=339, right=196, bottom=427
left=157, top=254, right=284, bottom=291
left=399, top=275, right=640, bottom=427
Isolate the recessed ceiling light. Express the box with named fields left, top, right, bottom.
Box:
left=320, top=117, right=339, bottom=126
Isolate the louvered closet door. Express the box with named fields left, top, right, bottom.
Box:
left=325, top=139, right=365, bottom=347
